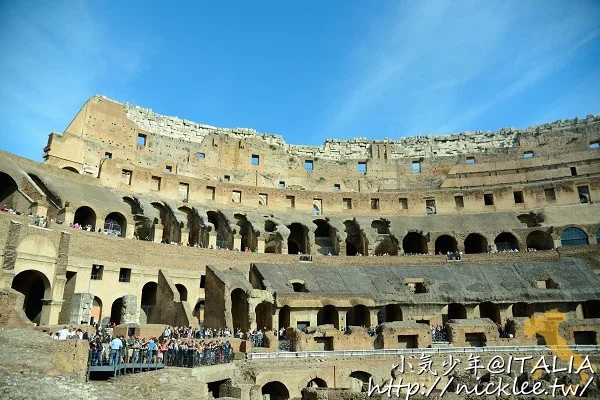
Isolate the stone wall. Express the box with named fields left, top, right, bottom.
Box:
left=447, top=318, right=501, bottom=347
left=374, top=321, right=431, bottom=349
left=0, top=288, right=35, bottom=328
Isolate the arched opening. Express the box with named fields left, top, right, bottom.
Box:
left=235, top=214, right=257, bottom=251
left=560, top=227, right=589, bottom=246
left=27, top=173, right=62, bottom=210
left=435, top=235, right=458, bottom=254
left=62, top=166, right=79, bottom=173
left=0, top=172, right=19, bottom=209
left=140, top=282, right=157, bottom=323
left=314, top=219, right=337, bottom=255
left=443, top=303, right=467, bottom=324
left=526, top=231, right=553, bottom=250
left=104, top=211, right=126, bottom=237
left=349, top=371, right=372, bottom=392
left=512, top=302, right=533, bottom=318
left=124, top=196, right=151, bottom=241
left=231, top=288, right=248, bottom=331
left=379, top=304, right=403, bottom=323
left=307, top=378, right=328, bottom=388
left=346, top=304, right=370, bottom=329
left=262, top=381, right=290, bottom=400
left=255, top=302, right=273, bottom=332
left=11, top=270, right=50, bottom=324
left=581, top=300, right=600, bottom=318
left=287, top=223, right=309, bottom=254
left=91, top=296, right=103, bottom=325
left=265, top=236, right=282, bottom=254
left=73, top=206, right=97, bottom=230
left=478, top=301, right=500, bottom=324
left=464, top=233, right=488, bottom=254
left=371, top=220, right=390, bottom=234
left=193, top=300, right=205, bottom=322
left=207, top=210, right=232, bottom=249
left=110, top=297, right=123, bottom=325
left=374, top=236, right=399, bottom=255
left=175, top=284, right=188, bottom=301
left=278, top=306, right=291, bottom=331
left=317, top=305, right=339, bottom=328
left=495, top=232, right=519, bottom=251
left=402, top=232, right=427, bottom=254
left=344, top=220, right=367, bottom=256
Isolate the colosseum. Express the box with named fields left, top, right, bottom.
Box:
left=1, top=94, right=600, bottom=399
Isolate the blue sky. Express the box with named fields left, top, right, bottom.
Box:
left=1, top=0, right=599, bottom=161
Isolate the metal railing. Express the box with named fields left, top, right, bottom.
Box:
left=245, top=344, right=600, bottom=361
left=164, top=347, right=233, bottom=367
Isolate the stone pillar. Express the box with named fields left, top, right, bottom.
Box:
left=153, top=224, right=164, bottom=243
left=338, top=242, right=346, bottom=256
left=257, top=237, right=265, bottom=253
left=553, top=238, right=562, bottom=249
left=95, top=217, right=105, bottom=233
left=40, top=299, right=64, bottom=325
left=58, top=207, right=74, bottom=226
left=339, top=310, right=347, bottom=331
left=121, top=295, right=138, bottom=324
left=31, top=202, right=48, bottom=218
left=233, top=234, right=242, bottom=251
left=68, top=293, right=93, bottom=324
left=125, top=220, right=135, bottom=239
left=209, top=232, right=217, bottom=249
left=489, top=243, right=498, bottom=253
left=180, top=228, right=190, bottom=246
left=369, top=309, right=379, bottom=327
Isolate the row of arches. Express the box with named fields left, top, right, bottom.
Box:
left=72, top=206, right=127, bottom=237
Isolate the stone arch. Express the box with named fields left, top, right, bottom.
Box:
left=560, top=227, right=589, bottom=246
left=349, top=371, right=372, bottom=392
left=371, top=219, right=390, bottom=234
left=262, top=381, right=290, bottom=400
left=91, top=296, right=103, bottom=325
left=231, top=288, right=248, bottom=331
left=317, top=305, right=339, bottom=328
left=178, top=206, right=200, bottom=246
left=73, top=206, right=97, bottom=230
left=123, top=196, right=151, bottom=241
left=307, top=378, right=328, bottom=388
left=287, top=223, right=309, bottom=254
left=62, top=166, right=79, bottom=173
left=435, top=235, right=458, bottom=254
left=402, top=231, right=428, bottom=254
left=11, top=270, right=52, bottom=324
left=0, top=172, right=19, bottom=209
left=152, top=202, right=181, bottom=244
left=346, top=304, right=370, bottom=329
left=512, top=302, right=533, bottom=318
left=207, top=210, right=233, bottom=249
left=140, top=281, right=157, bottom=323
left=443, top=303, right=467, bottom=325
left=104, top=211, right=127, bottom=237
left=378, top=304, right=403, bottom=323
left=464, top=233, right=488, bottom=254
left=581, top=300, right=600, bottom=318
left=526, top=230, right=553, bottom=250
left=478, top=301, right=500, bottom=324
left=374, top=235, right=399, bottom=255
left=494, top=232, right=519, bottom=251
left=235, top=214, right=257, bottom=251
left=278, top=306, right=290, bottom=330
left=175, top=283, right=188, bottom=302
left=193, top=300, right=205, bottom=322
left=110, top=297, right=123, bottom=325
left=344, top=220, right=368, bottom=256
left=314, top=219, right=337, bottom=255
left=255, top=302, right=273, bottom=331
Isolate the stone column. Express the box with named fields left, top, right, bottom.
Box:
left=125, top=220, right=135, bottom=239
left=31, top=201, right=48, bottom=218
left=153, top=224, right=164, bottom=243
left=68, top=293, right=93, bottom=324
left=256, top=237, right=265, bottom=253
left=121, top=295, right=138, bottom=324
left=180, top=228, right=190, bottom=246
left=209, top=231, right=217, bottom=249
left=339, top=309, right=347, bottom=331
left=233, top=234, right=242, bottom=251
left=338, top=242, right=346, bottom=256
left=553, top=238, right=562, bottom=249
left=369, top=309, right=379, bottom=327
left=95, top=217, right=105, bottom=233
left=40, top=299, right=64, bottom=325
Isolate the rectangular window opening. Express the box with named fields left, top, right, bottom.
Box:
left=223, top=175, right=230, bottom=182
left=484, top=193, right=494, bottom=206
left=119, top=268, right=131, bottom=283
left=454, top=195, right=464, bottom=208
left=121, top=169, right=132, bottom=185
left=466, top=157, right=475, bottom=164
left=196, top=152, right=205, bottom=158
left=333, top=184, right=340, bottom=191
left=251, top=154, right=260, bottom=165
left=104, top=152, right=112, bottom=159
left=259, top=193, right=268, bottom=206
left=179, top=183, right=189, bottom=202
left=137, top=134, right=146, bottom=147
left=305, top=160, right=314, bottom=171
left=399, top=198, right=408, bottom=210
left=91, top=264, right=104, bottom=280
left=544, top=188, right=556, bottom=201
left=286, top=195, right=295, bottom=208
left=570, top=166, right=577, bottom=176
left=232, top=190, right=242, bottom=203
left=513, top=191, right=524, bottom=204
left=206, top=186, right=216, bottom=200
left=412, top=161, right=421, bottom=173
left=200, top=275, right=206, bottom=288
left=577, top=185, right=590, bottom=203
left=425, top=199, right=436, bottom=214
left=279, top=181, right=285, bottom=189
left=590, top=141, right=600, bottom=149
left=165, top=165, right=172, bottom=173
left=151, top=176, right=161, bottom=191
left=343, top=198, right=352, bottom=210
left=370, top=198, right=380, bottom=210
left=357, top=162, right=367, bottom=173
left=524, top=151, right=534, bottom=159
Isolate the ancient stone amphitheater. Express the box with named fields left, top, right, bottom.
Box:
left=1, top=95, right=600, bottom=399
